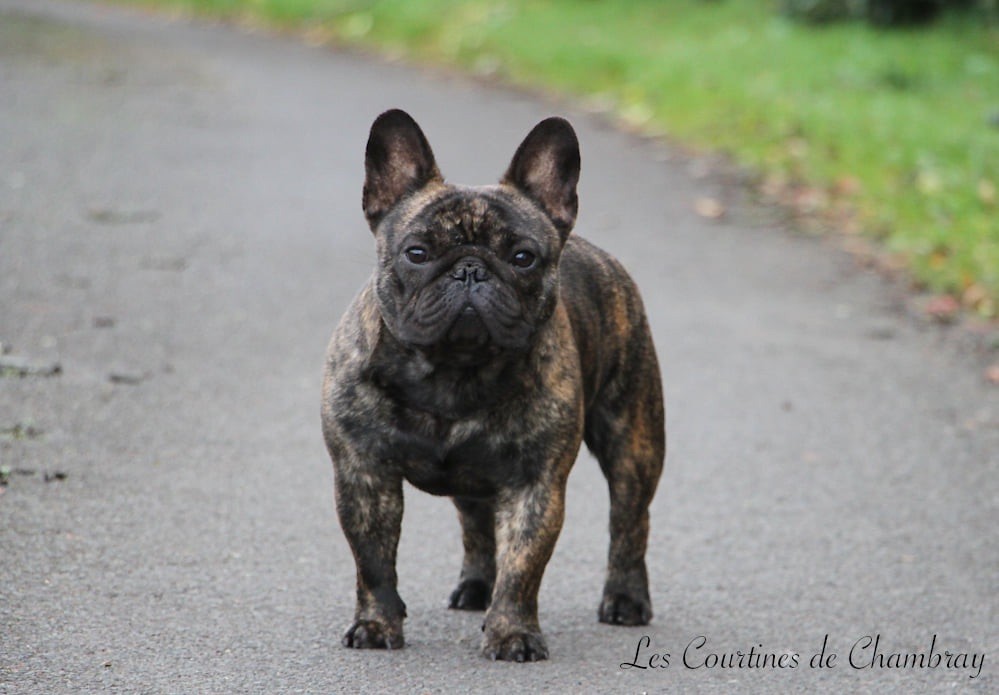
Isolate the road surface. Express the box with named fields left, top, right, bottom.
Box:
left=1, top=1, right=996, bottom=691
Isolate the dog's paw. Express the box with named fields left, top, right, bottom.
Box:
left=342, top=620, right=404, bottom=650
left=482, top=630, right=549, bottom=662
left=598, top=592, right=652, bottom=626
left=448, top=579, right=491, bottom=611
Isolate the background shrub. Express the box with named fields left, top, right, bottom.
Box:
left=782, top=0, right=990, bottom=26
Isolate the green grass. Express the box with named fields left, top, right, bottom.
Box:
left=116, top=0, right=999, bottom=315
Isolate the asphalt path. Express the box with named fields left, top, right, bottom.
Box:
left=1, top=2, right=997, bottom=692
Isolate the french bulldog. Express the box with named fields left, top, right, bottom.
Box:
left=322, top=109, right=665, bottom=662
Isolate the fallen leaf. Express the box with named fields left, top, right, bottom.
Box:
left=694, top=197, right=725, bottom=219
left=962, top=284, right=989, bottom=309
left=792, top=187, right=827, bottom=214
left=303, top=25, right=334, bottom=47
left=761, top=173, right=788, bottom=198
left=986, top=364, right=999, bottom=385
left=928, top=250, right=948, bottom=270
left=834, top=176, right=861, bottom=196
left=925, top=294, right=960, bottom=322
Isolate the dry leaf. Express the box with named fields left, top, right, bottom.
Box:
left=694, top=197, right=725, bottom=219
left=924, top=294, right=959, bottom=322
left=962, top=284, right=989, bottom=309
left=794, top=187, right=829, bottom=214
left=834, top=176, right=861, bottom=196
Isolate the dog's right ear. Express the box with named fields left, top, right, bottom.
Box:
left=362, top=109, right=442, bottom=229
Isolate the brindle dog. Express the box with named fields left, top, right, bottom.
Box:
left=322, top=110, right=665, bottom=662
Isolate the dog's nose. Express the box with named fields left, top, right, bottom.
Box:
left=450, top=257, right=489, bottom=284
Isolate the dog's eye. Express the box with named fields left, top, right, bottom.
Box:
left=511, top=250, right=536, bottom=268
left=404, top=247, right=430, bottom=264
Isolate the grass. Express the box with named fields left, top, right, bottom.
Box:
left=114, top=0, right=999, bottom=315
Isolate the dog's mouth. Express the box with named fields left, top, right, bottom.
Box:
left=445, top=304, right=490, bottom=348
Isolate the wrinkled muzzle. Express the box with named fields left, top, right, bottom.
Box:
left=397, top=256, right=534, bottom=352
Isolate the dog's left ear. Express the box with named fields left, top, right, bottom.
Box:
left=502, top=117, right=580, bottom=239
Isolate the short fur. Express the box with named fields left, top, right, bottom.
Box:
left=322, top=110, right=665, bottom=662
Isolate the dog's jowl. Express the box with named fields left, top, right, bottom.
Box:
left=321, top=109, right=666, bottom=662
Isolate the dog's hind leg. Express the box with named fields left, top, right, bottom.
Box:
left=584, top=327, right=665, bottom=626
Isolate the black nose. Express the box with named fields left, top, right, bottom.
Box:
left=450, top=257, right=489, bottom=284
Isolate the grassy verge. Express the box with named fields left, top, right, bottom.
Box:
left=114, top=0, right=999, bottom=316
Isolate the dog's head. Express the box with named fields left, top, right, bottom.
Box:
left=361, top=109, right=580, bottom=361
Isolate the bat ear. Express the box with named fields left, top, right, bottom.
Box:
left=501, top=117, right=580, bottom=239
left=362, top=109, right=442, bottom=229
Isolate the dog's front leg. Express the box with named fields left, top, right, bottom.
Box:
left=482, top=475, right=567, bottom=662
left=335, top=463, right=407, bottom=649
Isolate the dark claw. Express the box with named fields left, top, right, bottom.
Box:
left=482, top=631, right=549, bottom=662
left=342, top=620, right=404, bottom=649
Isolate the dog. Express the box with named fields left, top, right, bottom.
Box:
left=321, top=109, right=665, bottom=662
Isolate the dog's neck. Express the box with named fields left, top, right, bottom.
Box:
left=363, top=315, right=549, bottom=420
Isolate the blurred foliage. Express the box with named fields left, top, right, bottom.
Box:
left=783, top=0, right=997, bottom=26
left=783, top=0, right=868, bottom=23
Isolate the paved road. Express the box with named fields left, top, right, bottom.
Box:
left=1, top=2, right=996, bottom=692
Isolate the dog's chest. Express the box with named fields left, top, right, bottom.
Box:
left=393, top=413, right=527, bottom=498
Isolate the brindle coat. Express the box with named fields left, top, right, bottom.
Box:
left=322, top=110, right=665, bottom=662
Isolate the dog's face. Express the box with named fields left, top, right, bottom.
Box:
left=361, top=110, right=580, bottom=360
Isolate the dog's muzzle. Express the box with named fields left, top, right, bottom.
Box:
left=445, top=257, right=491, bottom=346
